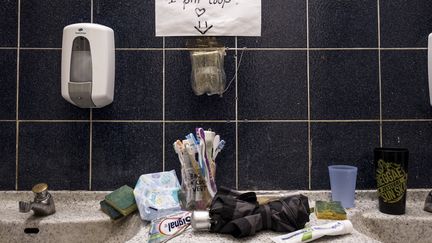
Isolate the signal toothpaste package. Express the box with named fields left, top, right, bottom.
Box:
left=148, top=211, right=192, bottom=243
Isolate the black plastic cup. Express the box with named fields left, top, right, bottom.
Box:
left=374, top=148, right=409, bottom=215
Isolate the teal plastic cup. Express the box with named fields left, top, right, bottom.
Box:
left=328, top=165, right=358, bottom=208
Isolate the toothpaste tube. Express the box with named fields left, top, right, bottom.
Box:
left=148, top=211, right=192, bottom=243
left=271, top=220, right=353, bottom=243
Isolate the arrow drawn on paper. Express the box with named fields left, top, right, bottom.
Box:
left=194, top=21, right=213, bottom=35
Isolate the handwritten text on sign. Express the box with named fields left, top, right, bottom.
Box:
left=155, top=0, right=261, bottom=36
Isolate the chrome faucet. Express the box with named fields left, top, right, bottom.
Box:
left=19, top=183, right=56, bottom=216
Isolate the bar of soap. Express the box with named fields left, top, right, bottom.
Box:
left=315, top=201, right=347, bottom=220
left=100, top=200, right=123, bottom=220
left=105, top=185, right=137, bottom=216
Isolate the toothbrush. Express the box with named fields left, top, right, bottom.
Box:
left=212, top=140, right=225, bottom=161
left=173, top=140, right=185, bottom=166
left=212, top=135, right=220, bottom=159
left=185, top=143, right=201, bottom=177
left=197, top=128, right=217, bottom=197
left=195, top=129, right=207, bottom=178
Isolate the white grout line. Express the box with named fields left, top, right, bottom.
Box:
left=239, top=120, right=309, bottom=123
left=9, top=47, right=428, bottom=51
left=0, top=47, right=18, bottom=50
left=306, top=0, right=312, bottom=191
left=93, top=120, right=161, bottom=123
left=20, top=47, right=61, bottom=50
left=162, top=37, right=166, bottom=172
left=165, top=120, right=234, bottom=123
left=116, top=48, right=164, bottom=51
left=311, top=119, right=380, bottom=123
left=12, top=119, right=432, bottom=123
left=90, top=0, right=93, bottom=23
left=89, top=109, right=93, bottom=190
left=382, top=119, right=432, bottom=122
left=235, top=36, right=239, bottom=190
left=381, top=47, right=427, bottom=50
left=88, top=0, right=94, bottom=192
left=377, top=0, right=383, bottom=147
left=15, top=0, right=21, bottom=191
left=20, top=120, right=91, bottom=123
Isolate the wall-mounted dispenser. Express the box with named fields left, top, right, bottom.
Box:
left=187, top=38, right=226, bottom=96
left=61, top=23, right=115, bottom=108
left=428, top=33, right=432, bottom=106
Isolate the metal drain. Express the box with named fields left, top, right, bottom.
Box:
left=24, top=228, right=40, bottom=234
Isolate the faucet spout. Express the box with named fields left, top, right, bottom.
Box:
left=18, top=183, right=56, bottom=216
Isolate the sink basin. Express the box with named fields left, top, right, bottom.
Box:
left=0, top=191, right=144, bottom=243
left=351, top=201, right=432, bottom=243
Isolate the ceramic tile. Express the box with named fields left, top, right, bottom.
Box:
left=381, top=51, right=431, bottom=119
left=0, top=0, right=17, bottom=47
left=238, top=0, right=306, bottom=48
left=20, top=0, right=90, bottom=48
left=92, top=51, right=163, bottom=120
left=19, top=50, right=89, bottom=120
left=238, top=122, right=308, bottom=190
left=309, top=0, right=378, bottom=48
left=94, top=0, right=162, bottom=48
left=238, top=51, right=307, bottom=120
left=311, top=122, right=380, bottom=190
left=383, top=122, right=432, bottom=188
left=0, top=49, right=16, bottom=120
left=0, top=122, right=16, bottom=190
left=380, top=0, right=432, bottom=47
left=91, top=122, right=163, bottom=190
left=310, top=50, right=380, bottom=120
left=18, top=123, right=90, bottom=190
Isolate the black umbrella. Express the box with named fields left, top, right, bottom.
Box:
left=192, top=187, right=311, bottom=238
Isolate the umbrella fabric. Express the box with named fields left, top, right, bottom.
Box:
left=209, top=187, right=311, bottom=238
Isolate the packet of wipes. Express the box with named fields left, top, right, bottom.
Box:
left=148, top=211, right=192, bottom=243
left=134, top=170, right=181, bottom=221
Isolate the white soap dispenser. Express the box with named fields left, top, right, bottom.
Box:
left=61, top=23, right=115, bottom=108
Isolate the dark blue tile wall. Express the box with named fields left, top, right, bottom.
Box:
left=380, top=0, right=432, bottom=48
left=383, top=122, right=432, bottom=188
left=381, top=50, right=431, bottom=119
left=310, top=123, right=380, bottom=190
left=18, top=122, right=90, bottom=190
left=310, top=50, right=380, bottom=120
left=0, top=0, right=17, bottom=47
left=0, top=50, right=17, bottom=120
left=0, top=122, right=16, bottom=190
left=238, top=122, right=309, bottom=190
left=21, top=0, right=91, bottom=48
left=309, top=0, right=378, bottom=48
left=1, top=0, right=431, bottom=191
left=238, top=51, right=307, bottom=120
left=92, top=122, right=163, bottom=190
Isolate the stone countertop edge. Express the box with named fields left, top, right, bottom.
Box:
left=1, top=189, right=431, bottom=243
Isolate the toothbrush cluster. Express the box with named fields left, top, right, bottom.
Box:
left=173, top=128, right=225, bottom=210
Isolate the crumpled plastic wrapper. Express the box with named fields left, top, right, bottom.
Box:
left=133, top=170, right=181, bottom=221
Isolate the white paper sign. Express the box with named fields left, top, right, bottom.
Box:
left=155, top=0, right=261, bottom=36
